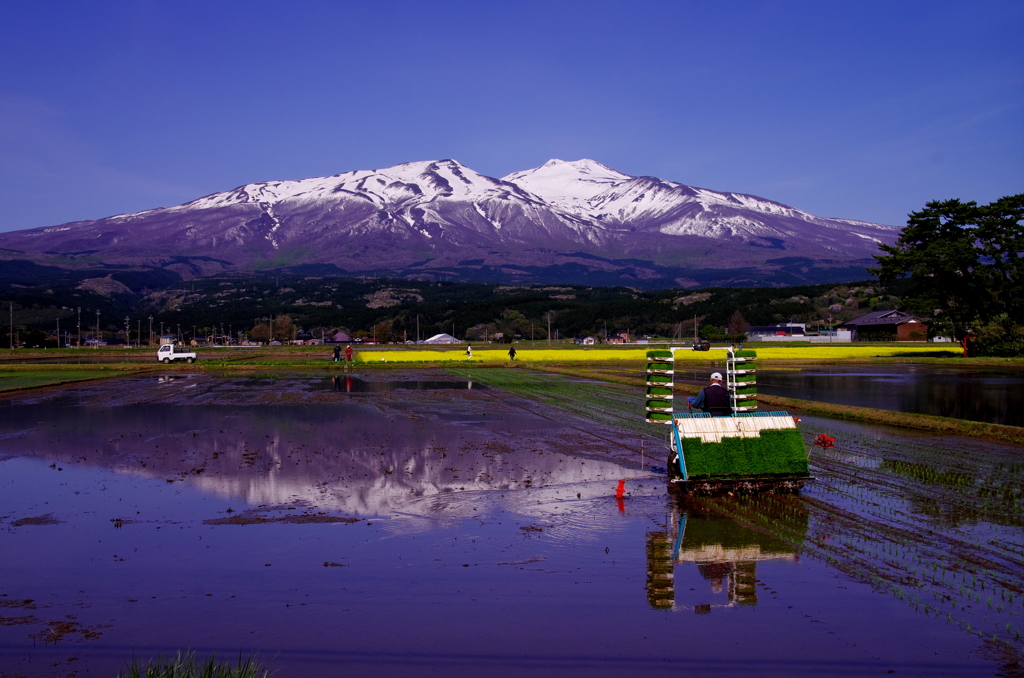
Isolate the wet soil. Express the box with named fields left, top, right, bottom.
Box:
left=0, top=370, right=1021, bottom=677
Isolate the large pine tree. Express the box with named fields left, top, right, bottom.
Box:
left=871, top=195, right=1023, bottom=342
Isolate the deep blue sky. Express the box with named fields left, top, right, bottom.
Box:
left=1, top=0, right=1021, bottom=232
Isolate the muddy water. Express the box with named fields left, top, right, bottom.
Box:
left=0, top=371, right=1021, bottom=677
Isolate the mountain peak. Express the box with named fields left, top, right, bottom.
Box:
left=540, top=157, right=624, bottom=173
left=0, top=157, right=899, bottom=289
left=502, top=159, right=631, bottom=205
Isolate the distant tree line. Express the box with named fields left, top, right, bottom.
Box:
left=0, top=277, right=915, bottom=348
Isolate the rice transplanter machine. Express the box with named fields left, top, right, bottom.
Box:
left=644, top=347, right=811, bottom=493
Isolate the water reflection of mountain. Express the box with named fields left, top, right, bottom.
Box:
left=0, top=400, right=634, bottom=517
left=646, top=499, right=808, bottom=611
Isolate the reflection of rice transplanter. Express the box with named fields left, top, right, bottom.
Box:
left=646, top=497, right=808, bottom=611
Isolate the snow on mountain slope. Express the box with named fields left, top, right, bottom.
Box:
left=505, top=159, right=897, bottom=245
left=0, top=157, right=898, bottom=286
left=173, top=159, right=519, bottom=212
left=502, top=159, right=630, bottom=209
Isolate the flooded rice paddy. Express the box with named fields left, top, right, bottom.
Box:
left=670, top=363, right=1024, bottom=426
left=756, top=365, right=1024, bottom=427
left=1, top=370, right=1022, bottom=677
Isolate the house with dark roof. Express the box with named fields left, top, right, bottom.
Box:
left=838, top=310, right=928, bottom=341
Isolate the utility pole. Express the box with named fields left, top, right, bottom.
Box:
left=125, top=316, right=130, bottom=348
left=416, top=315, right=420, bottom=344
left=95, top=310, right=100, bottom=349
left=149, top=317, right=153, bottom=347
left=547, top=312, right=552, bottom=347
left=137, top=319, right=141, bottom=348
left=56, top=317, right=59, bottom=348
left=77, top=307, right=81, bottom=348
left=9, top=302, right=13, bottom=350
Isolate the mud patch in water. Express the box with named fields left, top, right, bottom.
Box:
left=203, top=509, right=361, bottom=525
left=9, top=512, right=62, bottom=527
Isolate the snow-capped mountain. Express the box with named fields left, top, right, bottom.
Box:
left=0, top=159, right=898, bottom=287
left=507, top=159, right=893, bottom=244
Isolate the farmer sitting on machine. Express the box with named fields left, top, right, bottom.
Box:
left=688, top=371, right=732, bottom=416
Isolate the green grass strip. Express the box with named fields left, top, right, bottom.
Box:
left=0, top=366, right=150, bottom=393
left=755, top=393, right=1024, bottom=446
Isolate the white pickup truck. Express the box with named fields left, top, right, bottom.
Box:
left=157, top=344, right=197, bottom=364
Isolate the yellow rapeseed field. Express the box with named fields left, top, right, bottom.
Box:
left=353, top=344, right=960, bottom=363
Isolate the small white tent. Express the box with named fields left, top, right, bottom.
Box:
left=423, top=333, right=461, bottom=344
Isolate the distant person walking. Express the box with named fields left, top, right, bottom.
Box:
left=466, top=345, right=473, bottom=360
left=508, top=346, right=517, bottom=361
left=345, top=345, right=353, bottom=362
left=333, top=345, right=341, bottom=362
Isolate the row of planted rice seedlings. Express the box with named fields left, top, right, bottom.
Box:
left=813, top=474, right=1024, bottom=653
left=713, top=468, right=1024, bottom=655
left=827, top=456, right=1019, bottom=626
left=827, top=471, right=1024, bottom=593
left=816, top=513, right=1023, bottom=652
left=806, top=427, right=1023, bottom=539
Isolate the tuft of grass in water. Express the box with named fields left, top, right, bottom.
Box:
left=117, top=650, right=270, bottom=678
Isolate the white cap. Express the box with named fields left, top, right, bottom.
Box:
left=710, top=372, right=723, bottom=381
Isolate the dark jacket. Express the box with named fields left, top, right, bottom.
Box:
left=693, top=383, right=731, bottom=416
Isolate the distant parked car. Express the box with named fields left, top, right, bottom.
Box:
left=156, top=344, right=196, bottom=364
